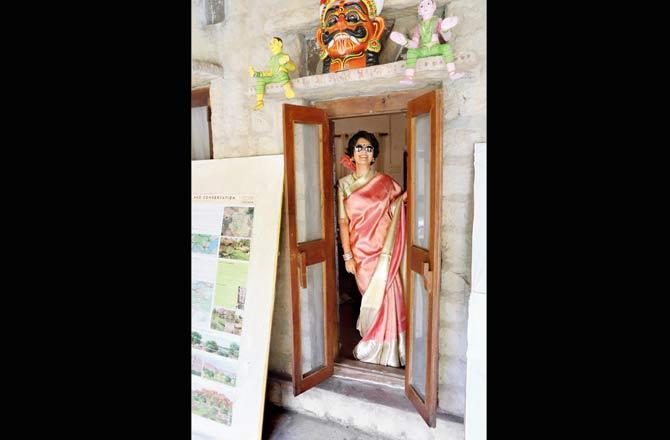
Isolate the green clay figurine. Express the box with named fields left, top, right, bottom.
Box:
left=248, top=37, right=297, bottom=110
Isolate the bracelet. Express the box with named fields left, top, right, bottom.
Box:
left=342, top=252, right=352, bottom=261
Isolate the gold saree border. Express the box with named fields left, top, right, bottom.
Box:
left=339, top=169, right=378, bottom=199
left=353, top=331, right=406, bottom=367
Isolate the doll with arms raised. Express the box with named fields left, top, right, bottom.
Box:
left=390, top=0, right=463, bottom=85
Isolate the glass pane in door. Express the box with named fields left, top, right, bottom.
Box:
left=300, top=262, right=326, bottom=377
left=412, top=113, right=431, bottom=249
left=294, top=123, right=324, bottom=243
left=410, top=271, right=428, bottom=401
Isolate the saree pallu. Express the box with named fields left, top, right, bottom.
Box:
left=340, top=172, right=407, bottom=367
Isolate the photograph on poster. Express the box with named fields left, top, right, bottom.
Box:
left=192, top=386, right=234, bottom=426
left=191, top=233, right=220, bottom=255
left=218, top=237, right=251, bottom=260
left=214, top=260, right=248, bottom=309
left=191, top=329, right=240, bottom=360
left=210, top=307, right=244, bottom=335
left=201, top=353, right=238, bottom=386
left=192, top=280, right=214, bottom=327
left=221, top=206, right=255, bottom=237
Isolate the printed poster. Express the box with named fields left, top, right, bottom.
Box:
left=191, top=156, right=284, bottom=440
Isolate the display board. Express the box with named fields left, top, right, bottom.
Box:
left=191, top=155, right=284, bottom=440
left=466, top=143, right=486, bottom=440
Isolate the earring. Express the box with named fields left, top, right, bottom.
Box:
left=368, top=39, right=381, bottom=53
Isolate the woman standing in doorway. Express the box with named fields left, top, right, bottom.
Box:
left=338, top=130, right=407, bottom=367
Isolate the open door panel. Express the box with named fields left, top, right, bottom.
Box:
left=404, top=89, right=443, bottom=427
left=283, top=104, right=337, bottom=396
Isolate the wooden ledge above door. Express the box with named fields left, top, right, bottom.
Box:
left=246, top=55, right=474, bottom=102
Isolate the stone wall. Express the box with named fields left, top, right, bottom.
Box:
left=438, top=0, right=486, bottom=416
left=193, top=0, right=486, bottom=418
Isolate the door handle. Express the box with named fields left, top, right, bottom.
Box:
left=298, top=251, right=307, bottom=289
left=422, top=261, right=433, bottom=294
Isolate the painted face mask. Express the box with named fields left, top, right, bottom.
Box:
left=316, top=0, right=385, bottom=73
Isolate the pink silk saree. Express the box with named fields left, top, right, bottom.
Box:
left=338, top=171, right=407, bottom=367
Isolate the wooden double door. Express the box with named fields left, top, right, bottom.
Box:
left=283, top=89, right=444, bottom=427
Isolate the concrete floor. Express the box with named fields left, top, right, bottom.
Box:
left=262, top=404, right=393, bottom=440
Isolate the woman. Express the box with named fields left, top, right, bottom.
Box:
left=338, top=131, right=407, bottom=367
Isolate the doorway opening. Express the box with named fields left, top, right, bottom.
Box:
left=331, top=113, right=408, bottom=378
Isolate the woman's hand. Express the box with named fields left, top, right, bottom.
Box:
left=345, top=259, right=357, bottom=275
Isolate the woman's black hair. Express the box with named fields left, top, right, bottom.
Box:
left=346, top=130, right=380, bottom=164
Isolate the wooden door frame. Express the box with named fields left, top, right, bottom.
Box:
left=317, top=90, right=427, bottom=365
left=314, top=87, right=435, bottom=119
left=313, top=88, right=442, bottom=404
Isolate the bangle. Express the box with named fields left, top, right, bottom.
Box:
left=342, top=252, right=352, bottom=261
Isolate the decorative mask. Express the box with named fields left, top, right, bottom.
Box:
left=316, top=0, right=385, bottom=73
